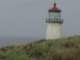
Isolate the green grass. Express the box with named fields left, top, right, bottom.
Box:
left=0, top=35, right=80, bottom=60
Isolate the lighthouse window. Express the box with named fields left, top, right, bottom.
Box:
left=49, top=13, right=61, bottom=19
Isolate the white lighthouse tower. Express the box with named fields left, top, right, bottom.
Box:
left=46, top=1, right=63, bottom=40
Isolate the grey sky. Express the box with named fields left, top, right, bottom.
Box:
left=0, top=0, right=80, bottom=38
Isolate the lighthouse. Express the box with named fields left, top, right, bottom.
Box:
left=46, top=1, right=63, bottom=40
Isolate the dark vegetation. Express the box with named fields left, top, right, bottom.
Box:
left=0, top=35, right=80, bottom=60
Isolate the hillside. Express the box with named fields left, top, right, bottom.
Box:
left=0, top=35, right=80, bottom=60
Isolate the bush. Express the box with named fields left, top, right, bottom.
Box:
left=6, top=47, right=31, bottom=60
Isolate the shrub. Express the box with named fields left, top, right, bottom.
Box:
left=6, top=47, right=31, bottom=60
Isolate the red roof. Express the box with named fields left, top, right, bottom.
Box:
left=49, top=3, right=61, bottom=12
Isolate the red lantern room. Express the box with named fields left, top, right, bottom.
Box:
left=46, top=2, right=63, bottom=24
left=48, top=3, right=61, bottom=12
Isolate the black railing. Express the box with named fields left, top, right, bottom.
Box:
left=46, top=18, right=63, bottom=24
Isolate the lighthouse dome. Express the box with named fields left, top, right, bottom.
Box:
left=49, top=3, right=61, bottom=12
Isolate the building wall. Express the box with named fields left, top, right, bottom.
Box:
left=46, top=23, right=63, bottom=40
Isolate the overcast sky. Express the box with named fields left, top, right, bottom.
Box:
left=0, top=0, right=80, bottom=38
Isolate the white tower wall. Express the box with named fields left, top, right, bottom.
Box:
left=46, top=23, right=63, bottom=40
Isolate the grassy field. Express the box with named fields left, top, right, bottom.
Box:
left=0, top=35, right=80, bottom=60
